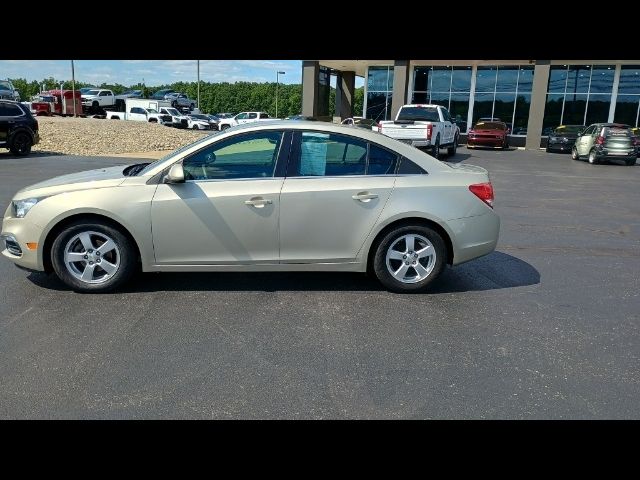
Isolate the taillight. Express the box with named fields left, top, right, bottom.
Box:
left=469, top=182, right=494, bottom=208
left=426, top=124, right=433, bottom=140
left=596, top=136, right=605, bottom=145
left=377, top=122, right=382, bottom=133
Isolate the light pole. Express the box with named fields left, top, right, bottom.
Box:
left=276, top=71, right=285, bottom=118
left=197, top=60, right=200, bottom=110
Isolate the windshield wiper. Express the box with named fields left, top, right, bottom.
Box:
left=123, top=163, right=151, bottom=176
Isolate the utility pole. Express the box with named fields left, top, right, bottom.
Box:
left=71, top=60, right=77, bottom=117
left=276, top=70, right=285, bottom=118
left=197, top=60, right=200, bottom=110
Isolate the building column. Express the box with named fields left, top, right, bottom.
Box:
left=302, top=60, right=320, bottom=117
left=335, top=71, right=355, bottom=120
left=525, top=60, right=550, bottom=150
left=608, top=64, right=621, bottom=123
left=390, top=60, right=410, bottom=119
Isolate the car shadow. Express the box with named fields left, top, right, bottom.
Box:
left=0, top=151, right=64, bottom=159
left=26, top=251, right=540, bottom=294
left=443, top=153, right=471, bottom=164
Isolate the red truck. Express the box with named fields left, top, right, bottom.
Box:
left=29, top=90, right=82, bottom=116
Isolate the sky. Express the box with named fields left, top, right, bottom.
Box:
left=0, top=60, right=364, bottom=87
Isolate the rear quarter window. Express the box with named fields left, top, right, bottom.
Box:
left=397, top=157, right=427, bottom=174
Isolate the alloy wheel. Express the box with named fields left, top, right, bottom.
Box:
left=63, top=231, right=120, bottom=284
left=385, top=234, right=436, bottom=284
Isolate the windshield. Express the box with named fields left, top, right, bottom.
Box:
left=553, top=125, right=583, bottom=134
left=85, top=89, right=100, bottom=95
left=473, top=121, right=505, bottom=130
left=136, top=132, right=221, bottom=176
left=397, top=107, right=439, bottom=122
left=0, top=80, right=12, bottom=90
left=166, top=108, right=180, bottom=116
left=190, top=114, right=208, bottom=120
left=147, top=108, right=158, bottom=114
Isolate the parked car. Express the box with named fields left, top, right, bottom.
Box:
left=285, top=114, right=318, bottom=121
left=158, top=107, right=189, bottom=129
left=571, top=123, right=637, bottom=165
left=105, top=106, right=172, bottom=125
left=217, top=111, right=278, bottom=130
left=151, top=89, right=176, bottom=100
left=187, top=113, right=218, bottom=130
left=378, top=104, right=460, bottom=158
left=116, top=90, right=143, bottom=100
left=0, top=100, right=39, bottom=155
left=0, top=80, right=20, bottom=101
left=546, top=125, right=585, bottom=153
left=467, top=121, right=509, bottom=149
left=342, top=117, right=376, bottom=130
left=1, top=121, right=499, bottom=293
left=215, top=113, right=234, bottom=119
left=165, top=92, right=196, bottom=111
left=81, top=89, right=116, bottom=111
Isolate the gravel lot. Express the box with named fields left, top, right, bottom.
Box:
left=0, top=148, right=638, bottom=419
left=33, top=116, right=209, bottom=156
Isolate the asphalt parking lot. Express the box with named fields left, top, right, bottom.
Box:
left=0, top=148, right=638, bottom=419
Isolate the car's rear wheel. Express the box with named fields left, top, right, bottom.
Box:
left=192, top=123, right=199, bottom=130
left=447, top=135, right=458, bottom=156
left=626, top=157, right=637, bottom=166
left=9, top=131, right=33, bottom=156
left=571, top=146, right=579, bottom=160
left=51, top=221, right=136, bottom=293
left=588, top=149, right=598, bottom=164
left=373, top=225, right=446, bottom=293
left=431, top=136, right=440, bottom=159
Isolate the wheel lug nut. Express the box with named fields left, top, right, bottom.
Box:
left=83, top=255, right=88, bottom=259
left=403, top=255, right=407, bottom=259
left=405, top=261, right=410, bottom=265
left=89, top=261, right=94, bottom=265
left=96, top=251, right=100, bottom=256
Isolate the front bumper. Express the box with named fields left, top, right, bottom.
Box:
left=547, top=139, right=574, bottom=151
left=467, top=136, right=505, bottom=147
left=1, top=216, right=46, bottom=271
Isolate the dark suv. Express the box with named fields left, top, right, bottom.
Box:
left=0, top=100, right=39, bottom=156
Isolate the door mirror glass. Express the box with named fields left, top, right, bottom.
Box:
left=164, top=163, right=185, bottom=183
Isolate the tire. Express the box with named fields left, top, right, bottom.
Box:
left=51, top=221, right=137, bottom=293
left=149, top=118, right=157, bottom=123
left=588, top=149, right=598, bottom=164
left=9, top=131, right=33, bottom=156
left=190, top=104, right=195, bottom=111
left=431, top=136, right=440, bottom=159
left=447, top=135, right=458, bottom=156
left=171, top=100, right=178, bottom=108
left=626, top=157, right=637, bottom=166
left=373, top=225, right=446, bottom=293
left=571, top=146, right=579, bottom=160
left=220, top=124, right=230, bottom=131
left=503, top=139, right=509, bottom=150
left=192, top=123, right=199, bottom=130
left=546, top=146, right=551, bottom=153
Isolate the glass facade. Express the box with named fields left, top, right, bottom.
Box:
left=362, top=62, right=640, bottom=141
left=614, top=65, right=640, bottom=126
left=411, top=66, right=472, bottom=132
left=366, top=66, right=393, bottom=121
left=472, top=65, right=534, bottom=135
left=542, top=64, right=616, bottom=134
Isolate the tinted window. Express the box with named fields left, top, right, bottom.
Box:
left=0, top=103, right=24, bottom=116
left=367, top=144, right=398, bottom=175
left=397, top=157, right=427, bottom=174
left=295, top=132, right=367, bottom=176
left=397, top=106, right=439, bottom=122
left=183, top=131, right=283, bottom=180
left=248, top=113, right=257, bottom=119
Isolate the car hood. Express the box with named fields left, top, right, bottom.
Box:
left=14, top=165, right=127, bottom=200
left=551, top=132, right=579, bottom=139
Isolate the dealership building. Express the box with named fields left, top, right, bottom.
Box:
left=301, top=60, right=640, bottom=148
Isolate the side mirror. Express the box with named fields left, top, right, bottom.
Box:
left=164, top=163, right=185, bottom=184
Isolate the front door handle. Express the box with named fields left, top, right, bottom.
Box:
left=244, top=197, right=273, bottom=208
left=352, top=192, right=379, bottom=202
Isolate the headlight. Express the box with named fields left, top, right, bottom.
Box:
left=12, top=198, right=40, bottom=218
left=549, top=136, right=558, bottom=142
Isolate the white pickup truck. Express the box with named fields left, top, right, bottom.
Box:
left=378, top=104, right=460, bottom=158
left=218, top=111, right=278, bottom=131
left=81, top=89, right=117, bottom=110
left=105, top=106, right=172, bottom=124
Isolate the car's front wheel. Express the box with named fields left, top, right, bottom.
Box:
left=571, top=146, right=579, bottom=160
left=626, top=157, right=637, bottom=166
left=373, top=225, right=446, bottom=293
left=51, top=221, right=137, bottom=293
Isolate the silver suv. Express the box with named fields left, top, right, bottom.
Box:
left=0, top=80, right=20, bottom=102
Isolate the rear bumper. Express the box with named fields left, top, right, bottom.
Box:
left=594, top=146, right=636, bottom=159
left=449, top=211, right=500, bottom=266
left=395, top=139, right=432, bottom=147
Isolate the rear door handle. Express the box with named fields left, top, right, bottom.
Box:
left=352, top=192, right=379, bottom=202
left=244, top=197, right=273, bottom=208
